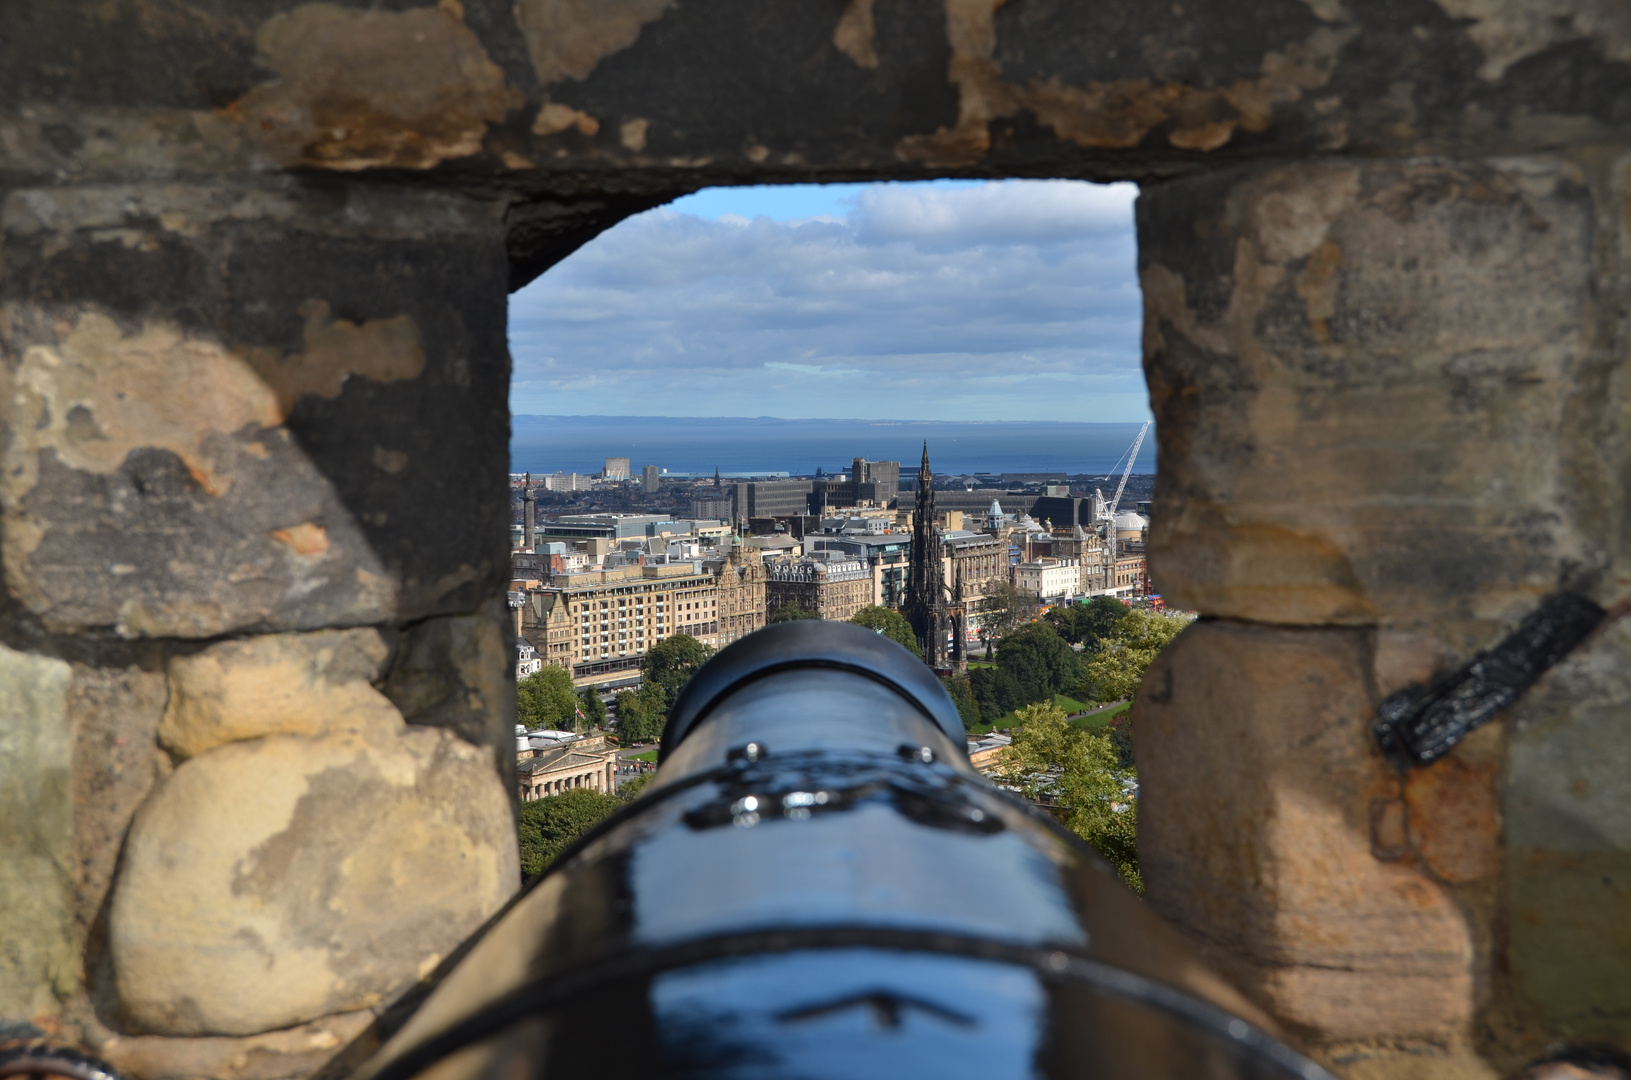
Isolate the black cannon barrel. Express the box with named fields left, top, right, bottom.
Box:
left=356, top=623, right=1333, bottom=1080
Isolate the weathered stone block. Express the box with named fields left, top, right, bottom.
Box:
left=1136, top=620, right=1474, bottom=1040
left=0, top=184, right=511, bottom=638
left=1140, top=158, right=1607, bottom=641
left=68, top=660, right=169, bottom=938
left=97, top=1009, right=376, bottom=1080
left=381, top=601, right=515, bottom=760
left=0, top=642, right=74, bottom=1020
left=1505, top=620, right=1631, bottom=1042
left=110, top=727, right=518, bottom=1037
left=160, top=629, right=401, bottom=759
left=1403, top=724, right=1503, bottom=886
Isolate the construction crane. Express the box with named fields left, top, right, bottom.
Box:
left=1097, top=420, right=1150, bottom=573
left=1107, top=420, right=1151, bottom=517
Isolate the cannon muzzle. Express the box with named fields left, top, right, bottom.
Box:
left=356, top=622, right=1332, bottom=1080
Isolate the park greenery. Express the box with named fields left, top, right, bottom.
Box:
left=643, top=634, right=715, bottom=708
left=516, top=665, right=580, bottom=731
left=1082, top=607, right=1189, bottom=703
left=970, top=622, right=1082, bottom=720
left=612, top=684, right=666, bottom=743
left=613, top=633, right=715, bottom=746
left=976, top=582, right=1040, bottom=654
left=940, top=672, right=981, bottom=728
left=850, top=605, right=922, bottom=658
left=996, top=702, right=1142, bottom=891
left=1044, top=595, right=1128, bottom=649
left=968, top=603, right=1192, bottom=726
left=767, top=600, right=822, bottom=623
left=579, top=684, right=606, bottom=729
left=971, top=601, right=1191, bottom=895
left=517, top=773, right=653, bottom=883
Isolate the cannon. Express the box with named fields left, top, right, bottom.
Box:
left=355, top=621, right=1333, bottom=1080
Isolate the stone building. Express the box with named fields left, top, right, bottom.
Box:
left=945, top=530, right=1008, bottom=646
left=8, top=7, right=1631, bottom=1080
left=1111, top=552, right=1148, bottom=593
left=810, top=531, right=911, bottom=611
left=516, top=733, right=619, bottom=801
left=1054, top=524, right=1107, bottom=596
left=603, top=457, right=631, bottom=481
left=945, top=531, right=1007, bottom=599
left=518, top=563, right=719, bottom=685
left=1014, top=557, right=1080, bottom=601
left=705, top=541, right=767, bottom=648
left=514, top=640, right=542, bottom=679
left=765, top=556, right=874, bottom=622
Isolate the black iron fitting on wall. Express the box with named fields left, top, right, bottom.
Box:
left=1373, top=591, right=1606, bottom=771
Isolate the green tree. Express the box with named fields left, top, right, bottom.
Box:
left=968, top=664, right=1024, bottom=723
left=1043, top=603, right=1084, bottom=644
left=1105, top=710, right=1135, bottom=770
left=969, top=623, right=1083, bottom=720
left=1077, top=596, right=1131, bottom=651
left=978, top=582, right=1040, bottom=645
left=997, top=702, right=1141, bottom=891
left=517, top=665, right=579, bottom=731
left=1000, top=623, right=1083, bottom=706
left=578, top=685, right=606, bottom=729
left=518, top=787, right=623, bottom=882
left=939, top=673, right=981, bottom=729
left=613, top=683, right=667, bottom=744
left=851, top=605, right=922, bottom=658
left=642, top=633, right=715, bottom=709
left=1081, top=608, right=1192, bottom=703
left=767, top=601, right=822, bottom=623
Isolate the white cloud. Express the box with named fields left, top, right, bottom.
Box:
left=507, top=180, right=1145, bottom=420
left=852, top=179, right=1137, bottom=249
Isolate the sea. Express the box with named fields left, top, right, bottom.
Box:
left=511, top=416, right=1157, bottom=478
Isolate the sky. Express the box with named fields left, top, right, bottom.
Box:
left=506, top=179, right=1146, bottom=421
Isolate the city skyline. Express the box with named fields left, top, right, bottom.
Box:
left=509, top=416, right=1158, bottom=478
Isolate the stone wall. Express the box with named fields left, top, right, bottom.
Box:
left=2, top=2, right=1628, bottom=1077
left=1137, top=151, right=1631, bottom=1077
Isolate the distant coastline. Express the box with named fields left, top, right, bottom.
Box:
left=511, top=415, right=1157, bottom=477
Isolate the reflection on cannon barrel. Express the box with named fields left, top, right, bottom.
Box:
left=356, top=622, right=1334, bottom=1080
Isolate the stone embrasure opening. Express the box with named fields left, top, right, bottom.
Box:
left=4, top=2, right=1630, bottom=1078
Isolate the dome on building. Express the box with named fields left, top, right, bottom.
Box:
left=1114, top=511, right=1148, bottom=540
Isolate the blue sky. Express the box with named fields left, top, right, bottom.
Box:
left=507, top=179, right=1147, bottom=421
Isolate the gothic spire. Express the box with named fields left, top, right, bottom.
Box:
left=905, top=443, right=948, bottom=669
